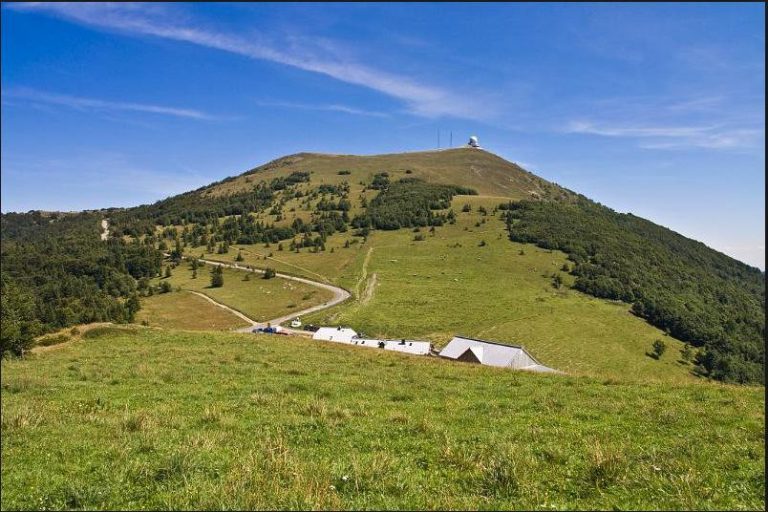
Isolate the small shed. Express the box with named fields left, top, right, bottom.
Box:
left=439, top=335, right=557, bottom=373
left=312, top=327, right=358, bottom=343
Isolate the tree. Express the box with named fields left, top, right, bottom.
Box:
left=159, top=281, right=172, bottom=293
left=552, top=273, right=563, bottom=289
left=652, top=339, right=667, bottom=359
left=680, top=343, right=694, bottom=364
left=125, top=293, right=141, bottom=321
left=263, top=267, right=276, bottom=279
left=211, top=265, right=224, bottom=288
left=164, top=265, right=172, bottom=278
left=235, top=250, right=244, bottom=262
left=192, top=268, right=197, bottom=279
left=0, top=280, right=41, bottom=357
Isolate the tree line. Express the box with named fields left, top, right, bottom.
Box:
left=500, top=197, right=765, bottom=384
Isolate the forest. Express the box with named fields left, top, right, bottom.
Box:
left=1, top=211, right=161, bottom=356
left=501, top=197, right=765, bottom=384
left=352, top=178, right=476, bottom=230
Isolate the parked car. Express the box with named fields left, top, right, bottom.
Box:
left=303, top=324, right=320, bottom=332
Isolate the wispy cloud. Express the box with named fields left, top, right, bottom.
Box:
left=565, top=120, right=763, bottom=150
left=9, top=3, right=490, bottom=120
left=255, top=100, right=390, bottom=118
left=3, top=87, right=213, bottom=120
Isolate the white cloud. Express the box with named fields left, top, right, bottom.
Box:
left=4, top=88, right=213, bottom=120
left=255, top=100, right=390, bottom=118
left=9, top=3, right=490, bottom=120
left=565, top=120, right=763, bottom=150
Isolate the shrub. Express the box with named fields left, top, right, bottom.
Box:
left=652, top=339, right=667, bottom=359
left=263, top=268, right=277, bottom=279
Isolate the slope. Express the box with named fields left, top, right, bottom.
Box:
left=2, top=327, right=763, bottom=510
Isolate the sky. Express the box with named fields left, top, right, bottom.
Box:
left=1, top=3, right=764, bottom=269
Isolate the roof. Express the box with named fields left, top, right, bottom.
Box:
left=439, top=335, right=556, bottom=372
left=353, top=339, right=432, bottom=355
left=312, top=327, right=358, bottom=342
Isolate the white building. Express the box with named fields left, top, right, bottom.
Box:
left=439, top=335, right=557, bottom=373
left=312, top=327, right=358, bottom=343
left=353, top=338, right=432, bottom=355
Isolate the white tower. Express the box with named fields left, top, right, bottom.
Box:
left=468, top=135, right=480, bottom=148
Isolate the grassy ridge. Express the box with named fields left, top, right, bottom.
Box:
left=1, top=328, right=763, bottom=510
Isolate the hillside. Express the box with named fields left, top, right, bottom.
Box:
left=1, top=327, right=764, bottom=510
left=2, top=147, right=764, bottom=383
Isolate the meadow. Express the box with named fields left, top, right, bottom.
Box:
left=2, top=327, right=763, bottom=510
left=135, top=291, right=249, bottom=331
left=147, top=264, right=334, bottom=325
left=182, top=194, right=695, bottom=383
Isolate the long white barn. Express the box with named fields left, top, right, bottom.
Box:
left=312, top=327, right=431, bottom=356
left=312, top=327, right=358, bottom=343
left=439, top=335, right=557, bottom=373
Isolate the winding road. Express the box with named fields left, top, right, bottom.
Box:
left=106, top=217, right=352, bottom=336
left=190, top=258, right=351, bottom=335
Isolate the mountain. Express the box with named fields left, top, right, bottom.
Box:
left=1, top=148, right=764, bottom=383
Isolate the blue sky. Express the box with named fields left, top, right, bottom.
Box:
left=1, top=3, right=764, bottom=268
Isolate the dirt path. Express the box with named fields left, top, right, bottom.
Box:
left=356, top=247, right=374, bottom=297
left=190, top=258, right=351, bottom=334
left=361, top=272, right=378, bottom=305
left=188, top=291, right=256, bottom=325
left=100, top=219, right=109, bottom=241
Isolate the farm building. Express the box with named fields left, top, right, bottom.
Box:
left=312, top=327, right=358, bottom=343
left=353, top=338, right=432, bottom=355
left=439, top=335, right=557, bottom=373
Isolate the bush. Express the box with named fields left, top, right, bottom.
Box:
left=263, top=268, right=277, bottom=279
left=652, top=339, right=667, bottom=359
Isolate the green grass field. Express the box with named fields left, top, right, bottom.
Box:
left=146, top=264, right=334, bottom=324
left=179, top=195, right=693, bottom=383
left=135, top=291, right=249, bottom=331
left=1, top=327, right=763, bottom=510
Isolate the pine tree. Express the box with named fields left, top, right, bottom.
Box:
left=210, top=265, right=224, bottom=288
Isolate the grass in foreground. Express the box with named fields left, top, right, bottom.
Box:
left=1, top=328, right=763, bottom=510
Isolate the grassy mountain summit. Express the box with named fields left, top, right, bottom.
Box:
left=207, top=148, right=574, bottom=200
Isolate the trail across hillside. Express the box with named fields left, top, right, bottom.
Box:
left=100, top=219, right=109, bottom=241
left=191, top=258, right=351, bottom=334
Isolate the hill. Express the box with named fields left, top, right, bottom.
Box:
left=207, top=148, right=573, bottom=200
left=2, top=147, right=764, bottom=383
left=1, top=327, right=763, bottom=510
